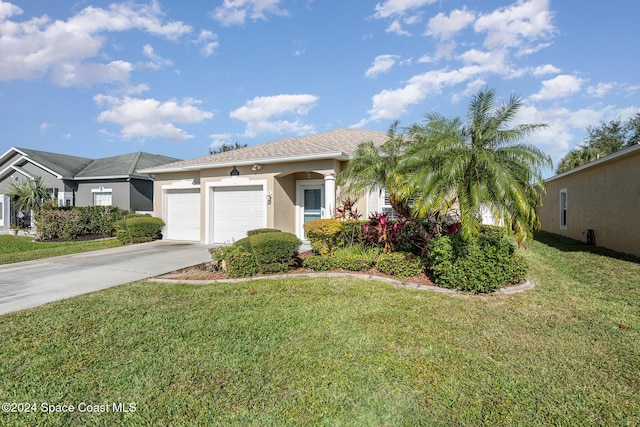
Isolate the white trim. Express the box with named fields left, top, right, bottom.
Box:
left=162, top=180, right=201, bottom=190
left=91, top=187, right=112, bottom=193
left=295, top=179, right=325, bottom=240
left=559, top=188, right=568, bottom=230
left=141, top=152, right=350, bottom=174
left=204, top=177, right=268, bottom=244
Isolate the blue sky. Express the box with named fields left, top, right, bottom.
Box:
left=1, top=0, right=638, bottom=177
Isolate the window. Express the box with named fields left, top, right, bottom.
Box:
left=379, top=189, right=413, bottom=220
left=92, top=187, right=113, bottom=206
left=559, top=189, right=567, bottom=230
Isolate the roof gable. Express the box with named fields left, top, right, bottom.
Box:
left=14, top=147, right=94, bottom=178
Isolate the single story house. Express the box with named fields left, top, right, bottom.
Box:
left=141, top=128, right=401, bottom=244
left=537, top=143, right=640, bottom=258
left=0, top=147, right=180, bottom=231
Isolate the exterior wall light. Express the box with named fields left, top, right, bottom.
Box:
left=251, top=164, right=262, bottom=171
left=230, top=166, right=240, bottom=176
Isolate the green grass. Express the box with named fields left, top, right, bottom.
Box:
left=0, top=235, right=122, bottom=265
left=0, top=232, right=638, bottom=425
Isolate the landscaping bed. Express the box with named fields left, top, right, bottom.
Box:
left=155, top=251, right=438, bottom=287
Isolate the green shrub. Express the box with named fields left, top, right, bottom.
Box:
left=249, top=231, right=301, bottom=274
left=428, top=233, right=528, bottom=293
left=36, top=206, right=127, bottom=241
left=376, top=252, right=425, bottom=278
left=246, top=228, right=281, bottom=236
left=36, top=209, right=83, bottom=240
left=302, top=255, right=337, bottom=271
left=302, top=245, right=379, bottom=272
left=304, top=218, right=343, bottom=255
left=77, top=206, right=128, bottom=235
left=333, top=245, right=378, bottom=271
left=223, top=231, right=301, bottom=276
left=225, top=245, right=258, bottom=277
left=115, top=216, right=165, bottom=244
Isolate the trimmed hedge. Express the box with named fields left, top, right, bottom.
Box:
left=115, top=216, right=165, bottom=244
left=246, top=228, right=282, bottom=236
left=224, top=245, right=258, bottom=277
left=428, top=233, right=528, bottom=293
left=376, top=252, right=424, bottom=278
left=303, top=218, right=343, bottom=255
left=223, top=231, right=301, bottom=277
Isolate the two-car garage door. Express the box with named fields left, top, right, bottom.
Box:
left=164, top=185, right=264, bottom=243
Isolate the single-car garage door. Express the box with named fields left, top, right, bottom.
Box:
left=165, top=189, right=201, bottom=241
left=213, top=186, right=264, bottom=243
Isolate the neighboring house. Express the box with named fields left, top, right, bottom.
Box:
left=537, top=143, right=640, bottom=258
left=141, top=128, right=397, bottom=243
left=0, top=147, right=181, bottom=231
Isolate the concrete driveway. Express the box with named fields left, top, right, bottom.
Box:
left=0, top=240, right=212, bottom=316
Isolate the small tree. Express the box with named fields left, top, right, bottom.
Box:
left=8, top=177, right=51, bottom=226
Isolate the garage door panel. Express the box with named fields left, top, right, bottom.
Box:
left=213, top=186, right=264, bottom=243
left=166, top=189, right=200, bottom=241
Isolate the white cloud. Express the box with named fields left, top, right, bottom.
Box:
left=50, top=60, right=133, bottom=87
left=195, top=30, right=219, bottom=57
left=531, top=74, right=584, bottom=101
left=533, top=64, right=560, bottom=76
left=374, top=0, right=437, bottom=19
left=426, top=8, right=475, bottom=40
left=515, top=103, right=630, bottom=169
left=230, top=94, right=319, bottom=137
left=0, top=1, right=190, bottom=85
left=39, top=122, right=55, bottom=133
left=365, top=54, right=400, bottom=78
left=211, top=0, right=288, bottom=27
left=385, top=19, right=411, bottom=36
left=94, top=95, right=213, bottom=142
left=141, top=44, right=173, bottom=70
left=474, top=0, right=555, bottom=55
left=587, top=82, right=614, bottom=98
left=0, top=0, right=21, bottom=20
left=367, top=68, right=475, bottom=121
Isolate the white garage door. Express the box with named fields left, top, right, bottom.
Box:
left=165, top=189, right=201, bottom=241
left=213, top=186, right=264, bottom=243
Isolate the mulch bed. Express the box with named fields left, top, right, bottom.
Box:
left=155, top=250, right=438, bottom=287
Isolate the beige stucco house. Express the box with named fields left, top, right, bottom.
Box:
left=537, top=144, right=640, bottom=258
left=141, top=128, right=397, bottom=244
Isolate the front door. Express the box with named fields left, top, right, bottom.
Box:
left=297, top=181, right=324, bottom=239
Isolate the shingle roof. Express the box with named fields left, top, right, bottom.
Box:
left=12, top=147, right=181, bottom=180
left=15, top=147, right=94, bottom=178
left=75, top=152, right=184, bottom=178
left=142, top=128, right=390, bottom=172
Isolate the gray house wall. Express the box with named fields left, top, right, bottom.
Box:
left=75, top=180, right=132, bottom=210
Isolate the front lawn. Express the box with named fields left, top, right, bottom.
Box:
left=0, top=235, right=122, bottom=265
left=0, top=232, right=638, bottom=425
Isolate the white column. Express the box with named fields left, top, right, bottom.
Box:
left=323, top=174, right=336, bottom=218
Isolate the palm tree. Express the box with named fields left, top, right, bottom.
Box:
left=8, top=177, right=51, bottom=226
left=336, top=120, right=413, bottom=218
left=402, top=88, right=551, bottom=245
left=556, top=146, right=599, bottom=174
